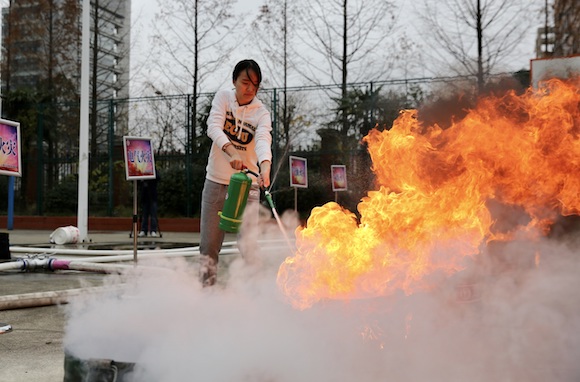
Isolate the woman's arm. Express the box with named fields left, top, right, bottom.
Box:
left=207, top=90, right=232, bottom=150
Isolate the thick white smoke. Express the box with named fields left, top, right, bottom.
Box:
left=64, top=212, right=580, bottom=381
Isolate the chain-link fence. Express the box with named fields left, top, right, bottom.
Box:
left=0, top=72, right=527, bottom=219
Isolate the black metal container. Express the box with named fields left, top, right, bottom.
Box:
left=63, top=351, right=136, bottom=382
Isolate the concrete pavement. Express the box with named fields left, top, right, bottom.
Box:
left=0, top=229, right=217, bottom=382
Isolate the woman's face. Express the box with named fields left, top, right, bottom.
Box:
left=234, top=69, right=259, bottom=106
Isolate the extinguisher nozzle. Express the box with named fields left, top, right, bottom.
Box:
left=264, top=191, right=276, bottom=210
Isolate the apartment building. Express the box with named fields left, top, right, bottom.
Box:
left=536, top=0, right=580, bottom=58
left=553, top=0, right=580, bottom=57
left=1, top=0, right=131, bottom=142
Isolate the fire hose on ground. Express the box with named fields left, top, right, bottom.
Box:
left=0, top=256, right=159, bottom=310
left=0, top=285, right=112, bottom=311
left=0, top=237, right=294, bottom=310
left=0, top=246, right=237, bottom=310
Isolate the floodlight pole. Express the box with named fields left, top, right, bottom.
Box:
left=77, top=0, right=90, bottom=242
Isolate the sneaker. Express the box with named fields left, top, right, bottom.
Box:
left=150, top=231, right=158, bottom=238
left=200, top=257, right=217, bottom=287
left=201, top=271, right=216, bottom=287
left=138, top=231, right=146, bottom=237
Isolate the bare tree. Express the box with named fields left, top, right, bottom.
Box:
left=149, top=0, right=240, bottom=154
left=251, top=1, right=304, bottom=150
left=89, top=0, right=132, bottom=159
left=146, top=0, right=240, bottom=217
left=294, top=0, right=398, bottom=136
left=132, top=86, right=187, bottom=154
left=553, top=0, right=580, bottom=56
left=1, top=0, right=81, bottom=196
left=2, top=0, right=79, bottom=98
left=418, top=0, right=534, bottom=92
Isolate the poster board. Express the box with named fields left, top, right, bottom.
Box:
left=123, top=136, right=156, bottom=180
left=331, top=165, right=347, bottom=192
left=289, top=156, right=308, bottom=188
left=0, top=119, right=22, bottom=177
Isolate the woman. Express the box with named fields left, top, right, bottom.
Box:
left=199, top=59, right=272, bottom=287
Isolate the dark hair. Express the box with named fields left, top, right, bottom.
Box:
left=233, top=59, right=262, bottom=87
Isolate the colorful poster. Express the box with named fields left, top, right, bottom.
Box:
left=331, top=165, right=347, bottom=192
left=123, top=136, right=156, bottom=180
left=289, top=156, right=308, bottom=188
left=0, top=119, right=22, bottom=177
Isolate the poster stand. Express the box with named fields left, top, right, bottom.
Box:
left=132, top=180, right=138, bottom=262
left=289, top=156, right=308, bottom=212
left=123, top=136, right=156, bottom=264
left=295, top=187, right=298, bottom=212
left=0, top=119, right=22, bottom=232
left=331, top=165, right=347, bottom=204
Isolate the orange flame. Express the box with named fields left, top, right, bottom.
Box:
left=277, top=78, right=580, bottom=310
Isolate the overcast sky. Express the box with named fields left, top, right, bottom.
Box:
left=130, top=0, right=268, bottom=94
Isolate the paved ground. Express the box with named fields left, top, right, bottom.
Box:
left=0, top=229, right=221, bottom=382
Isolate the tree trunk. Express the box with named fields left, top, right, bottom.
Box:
left=192, top=0, right=198, bottom=155
left=476, top=0, right=484, bottom=93
left=283, top=0, right=289, bottom=146
left=341, top=0, right=348, bottom=136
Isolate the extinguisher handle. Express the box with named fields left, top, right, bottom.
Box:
left=242, top=167, right=259, bottom=178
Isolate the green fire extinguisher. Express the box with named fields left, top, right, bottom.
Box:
left=218, top=168, right=259, bottom=233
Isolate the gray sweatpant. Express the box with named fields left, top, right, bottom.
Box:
left=199, top=178, right=259, bottom=286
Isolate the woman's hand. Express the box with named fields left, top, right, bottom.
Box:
left=259, top=160, right=271, bottom=188
left=223, top=143, right=243, bottom=170
left=228, top=152, right=243, bottom=170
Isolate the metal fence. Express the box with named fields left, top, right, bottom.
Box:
left=0, top=73, right=524, bottom=219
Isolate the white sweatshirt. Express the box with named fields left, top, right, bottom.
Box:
left=205, top=89, right=273, bottom=185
